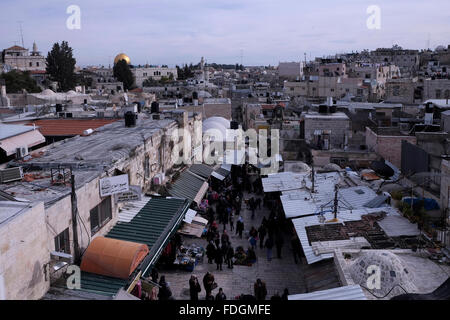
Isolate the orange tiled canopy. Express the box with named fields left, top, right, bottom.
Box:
left=80, top=237, right=149, bottom=279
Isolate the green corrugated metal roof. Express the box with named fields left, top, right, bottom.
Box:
left=168, top=171, right=206, bottom=201
left=80, top=272, right=127, bottom=296
left=78, top=197, right=190, bottom=296
left=188, top=164, right=214, bottom=179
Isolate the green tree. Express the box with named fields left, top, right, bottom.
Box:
left=113, top=60, right=135, bottom=90
left=46, top=41, right=77, bottom=92
left=0, top=70, right=41, bottom=93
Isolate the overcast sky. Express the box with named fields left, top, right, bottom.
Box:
left=1, top=0, right=449, bottom=67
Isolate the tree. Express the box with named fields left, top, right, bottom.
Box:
left=113, top=60, right=135, bottom=90
left=0, top=70, right=41, bottom=93
left=46, top=41, right=77, bottom=92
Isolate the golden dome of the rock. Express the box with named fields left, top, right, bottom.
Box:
left=114, top=53, right=131, bottom=65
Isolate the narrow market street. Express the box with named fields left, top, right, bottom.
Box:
left=161, top=188, right=309, bottom=300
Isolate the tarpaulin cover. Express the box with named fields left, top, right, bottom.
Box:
left=80, top=237, right=149, bottom=279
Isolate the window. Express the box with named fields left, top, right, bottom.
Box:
left=436, top=89, right=441, bottom=99
left=29, top=62, right=33, bottom=67
left=54, top=228, right=70, bottom=254
left=90, top=197, right=112, bottom=235
left=36, top=62, right=39, bottom=67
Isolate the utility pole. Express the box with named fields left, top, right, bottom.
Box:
left=71, top=173, right=81, bottom=265
left=333, top=184, right=339, bottom=220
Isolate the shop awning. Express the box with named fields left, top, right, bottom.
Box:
left=80, top=237, right=149, bottom=280
left=168, top=171, right=209, bottom=205
left=0, top=129, right=45, bottom=156
left=79, top=197, right=191, bottom=296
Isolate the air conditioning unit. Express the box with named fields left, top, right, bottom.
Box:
left=16, top=146, right=29, bottom=158
left=0, top=167, right=24, bottom=183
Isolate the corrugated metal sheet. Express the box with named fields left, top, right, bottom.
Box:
left=0, top=124, right=34, bottom=140
left=188, top=164, right=214, bottom=179
left=364, top=194, right=389, bottom=208
left=79, top=197, right=190, bottom=296
left=288, top=285, right=367, bottom=300
left=118, top=196, right=151, bottom=223
left=214, top=167, right=230, bottom=179
left=168, top=171, right=208, bottom=204
left=292, top=207, right=400, bottom=264
left=262, top=172, right=308, bottom=192
left=25, top=119, right=118, bottom=136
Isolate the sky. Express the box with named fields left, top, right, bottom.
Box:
left=1, top=0, right=450, bottom=67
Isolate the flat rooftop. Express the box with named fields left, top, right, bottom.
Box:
left=303, top=112, right=349, bottom=120
left=17, top=117, right=175, bottom=170
left=0, top=201, right=35, bottom=225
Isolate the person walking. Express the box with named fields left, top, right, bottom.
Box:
left=254, top=279, right=267, bottom=300
left=258, top=224, right=267, bottom=249
left=264, top=237, right=274, bottom=261
left=229, top=211, right=235, bottom=232
left=158, top=276, right=173, bottom=300
left=215, top=244, right=224, bottom=271
left=248, top=235, right=257, bottom=251
left=226, top=244, right=234, bottom=269
left=236, top=218, right=244, bottom=239
left=189, top=275, right=201, bottom=301
left=150, top=268, right=159, bottom=284
left=221, top=230, right=230, bottom=245
left=203, top=272, right=215, bottom=298
left=206, top=241, right=216, bottom=264
left=281, top=288, right=289, bottom=300
left=215, top=288, right=227, bottom=301
left=275, top=232, right=284, bottom=259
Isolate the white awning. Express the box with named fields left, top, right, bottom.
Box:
left=0, top=129, right=45, bottom=156
left=211, top=171, right=225, bottom=181
left=288, top=285, right=367, bottom=300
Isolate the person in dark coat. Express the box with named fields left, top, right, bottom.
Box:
left=226, top=244, right=234, bottom=269
left=158, top=276, right=173, bottom=300
left=206, top=241, right=216, bottom=264
left=254, top=279, right=267, bottom=300
left=221, top=230, right=230, bottom=245
left=189, top=275, right=201, bottom=301
left=275, top=232, right=284, bottom=259
left=150, top=268, right=159, bottom=283
left=264, top=237, right=274, bottom=261
left=215, top=288, right=227, bottom=301
left=215, top=245, right=224, bottom=270
left=281, top=288, right=289, bottom=300
left=236, top=218, right=244, bottom=239
left=258, top=224, right=267, bottom=249
left=203, top=272, right=215, bottom=298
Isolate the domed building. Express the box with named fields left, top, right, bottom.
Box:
left=114, top=53, right=131, bottom=65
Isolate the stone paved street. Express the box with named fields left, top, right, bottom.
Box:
left=160, top=190, right=309, bottom=300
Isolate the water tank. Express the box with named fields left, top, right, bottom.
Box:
left=55, top=104, right=63, bottom=113
left=151, top=101, right=160, bottom=114
left=230, top=121, right=239, bottom=130
left=329, top=105, right=337, bottom=113
left=125, top=111, right=137, bottom=127
left=193, top=91, right=198, bottom=100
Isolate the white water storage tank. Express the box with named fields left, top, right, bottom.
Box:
left=83, top=128, right=94, bottom=136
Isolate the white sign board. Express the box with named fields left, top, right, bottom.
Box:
left=100, top=174, right=129, bottom=197
left=115, top=185, right=142, bottom=203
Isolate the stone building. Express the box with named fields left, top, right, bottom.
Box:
left=365, top=126, right=416, bottom=168
left=2, top=44, right=46, bottom=72
left=0, top=111, right=202, bottom=300
left=132, top=66, right=178, bottom=87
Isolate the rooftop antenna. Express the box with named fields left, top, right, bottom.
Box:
left=240, top=49, right=244, bottom=66
left=17, top=21, right=25, bottom=48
